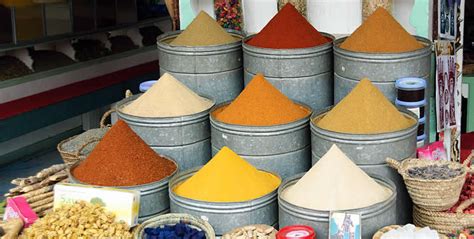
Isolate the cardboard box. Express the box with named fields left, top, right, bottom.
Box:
left=53, top=183, right=140, bottom=226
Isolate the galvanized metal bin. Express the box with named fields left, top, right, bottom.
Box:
left=210, top=102, right=312, bottom=179
left=243, top=33, right=334, bottom=112
left=279, top=173, right=397, bottom=239
left=333, top=36, right=432, bottom=103
left=310, top=107, right=418, bottom=224
left=169, top=167, right=279, bottom=236
left=157, top=30, right=244, bottom=104
left=68, top=160, right=178, bottom=223
left=115, top=94, right=215, bottom=171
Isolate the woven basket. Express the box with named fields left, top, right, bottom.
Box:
left=372, top=225, right=448, bottom=239
left=133, top=213, right=216, bottom=238
left=387, top=156, right=473, bottom=211
left=57, top=110, right=112, bottom=165
left=413, top=198, right=474, bottom=234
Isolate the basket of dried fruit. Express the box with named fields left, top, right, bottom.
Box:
left=222, top=224, right=277, bottom=239
left=387, top=154, right=473, bottom=211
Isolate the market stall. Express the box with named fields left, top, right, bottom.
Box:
left=1, top=0, right=474, bottom=239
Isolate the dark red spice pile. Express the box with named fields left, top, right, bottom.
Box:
left=72, top=120, right=177, bottom=186
left=247, top=3, right=329, bottom=49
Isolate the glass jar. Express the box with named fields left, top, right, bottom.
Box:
left=116, top=0, right=138, bottom=24
left=214, top=0, right=243, bottom=31
left=96, top=0, right=116, bottom=28
left=0, top=5, right=13, bottom=44
left=362, top=0, right=392, bottom=21
left=72, top=0, right=95, bottom=32
left=278, top=0, right=307, bottom=17
left=45, top=2, right=72, bottom=36
left=14, top=4, right=45, bottom=41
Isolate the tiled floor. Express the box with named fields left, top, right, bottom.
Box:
left=0, top=150, right=62, bottom=199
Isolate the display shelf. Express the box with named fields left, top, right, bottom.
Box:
left=0, top=44, right=160, bottom=104
left=0, top=16, right=170, bottom=53
left=0, top=62, right=159, bottom=143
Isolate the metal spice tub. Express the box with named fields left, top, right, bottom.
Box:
left=279, top=173, right=397, bottom=239
left=310, top=107, right=418, bottom=224
left=157, top=30, right=244, bottom=104
left=169, top=167, right=279, bottom=236
left=333, top=36, right=432, bottom=103
left=68, top=158, right=178, bottom=223
left=115, top=94, right=215, bottom=171
left=243, top=33, right=334, bottom=112
left=210, top=102, right=312, bottom=180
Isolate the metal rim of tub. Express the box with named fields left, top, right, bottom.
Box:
left=278, top=172, right=397, bottom=220
left=168, top=167, right=280, bottom=213
left=114, top=93, right=216, bottom=127
left=157, top=29, right=243, bottom=54
left=67, top=155, right=179, bottom=191
left=310, top=106, right=419, bottom=143
left=242, top=32, right=335, bottom=57
left=333, top=36, right=432, bottom=62
left=209, top=101, right=312, bottom=135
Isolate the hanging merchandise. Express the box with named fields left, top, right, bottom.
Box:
left=214, top=0, right=243, bottom=31
left=72, top=0, right=95, bottom=32
left=44, top=2, right=72, bottom=36
left=362, top=0, right=392, bottom=21
left=278, top=0, right=306, bottom=17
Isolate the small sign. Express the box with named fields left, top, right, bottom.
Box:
left=328, top=212, right=361, bottom=239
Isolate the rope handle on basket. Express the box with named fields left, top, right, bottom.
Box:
left=100, top=109, right=115, bottom=128
left=465, top=151, right=474, bottom=174
left=456, top=197, right=474, bottom=213
left=386, top=158, right=402, bottom=171
left=73, top=137, right=102, bottom=157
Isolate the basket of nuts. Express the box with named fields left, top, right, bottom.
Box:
left=222, top=224, right=277, bottom=239
left=21, top=201, right=133, bottom=238
left=387, top=155, right=473, bottom=211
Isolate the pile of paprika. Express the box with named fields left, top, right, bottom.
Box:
left=247, top=3, right=329, bottom=49
left=72, top=120, right=177, bottom=186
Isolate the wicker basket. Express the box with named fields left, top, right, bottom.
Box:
left=133, top=213, right=216, bottom=238
left=57, top=110, right=112, bottom=165
left=387, top=156, right=473, bottom=211
left=413, top=198, right=474, bottom=234
left=372, top=225, right=448, bottom=239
